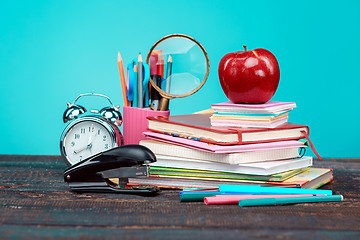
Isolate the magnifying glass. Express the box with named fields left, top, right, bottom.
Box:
left=145, top=34, right=210, bottom=111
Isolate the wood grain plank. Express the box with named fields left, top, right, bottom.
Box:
left=0, top=155, right=360, bottom=239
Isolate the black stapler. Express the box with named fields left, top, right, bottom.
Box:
left=63, top=145, right=159, bottom=194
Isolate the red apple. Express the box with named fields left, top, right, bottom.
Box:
left=218, top=46, right=280, bottom=104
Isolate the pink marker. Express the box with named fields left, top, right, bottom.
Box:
left=204, top=194, right=326, bottom=205
left=150, top=52, right=158, bottom=76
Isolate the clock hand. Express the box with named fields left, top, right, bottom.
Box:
left=74, top=140, right=94, bottom=155
left=88, top=124, right=94, bottom=145
left=74, top=125, right=95, bottom=155
left=86, top=124, right=98, bottom=154
left=88, top=124, right=99, bottom=146
left=73, top=145, right=88, bottom=154
left=87, top=132, right=97, bottom=152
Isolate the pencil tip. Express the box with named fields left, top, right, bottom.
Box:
left=138, top=53, right=143, bottom=62
left=118, top=51, right=122, bottom=61
left=168, top=54, right=172, bottom=62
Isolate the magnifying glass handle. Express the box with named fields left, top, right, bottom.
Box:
left=158, top=98, right=169, bottom=111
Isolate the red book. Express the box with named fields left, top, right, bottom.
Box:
left=147, top=114, right=309, bottom=145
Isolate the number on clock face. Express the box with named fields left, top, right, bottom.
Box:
left=63, top=121, right=113, bottom=165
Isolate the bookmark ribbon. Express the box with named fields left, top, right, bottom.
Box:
left=300, top=130, right=322, bottom=160
left=228, top=128, right=243, bottom=145
left=228, top=128, right=322, bottom=160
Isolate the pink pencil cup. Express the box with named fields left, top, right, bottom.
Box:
left=122, top=106, right=170, bottom=145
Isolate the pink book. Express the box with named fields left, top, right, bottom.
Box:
left=143, top=131, right=305, bottom=154
left=211, top=101, right=296, bottom=114
left=210, top=117, right=289, bottom=128
left=204, top=194, right=325, bottom=205
left=212, top=101, right=296, bottom=108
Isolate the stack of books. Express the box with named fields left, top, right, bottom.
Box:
left=210, top=101, right=296, bottom=128
left=128, top=106, right=331, bottom=190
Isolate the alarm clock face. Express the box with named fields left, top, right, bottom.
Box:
left=61, top=118, right=116, bottom=165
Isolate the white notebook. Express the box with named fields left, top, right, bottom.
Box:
left=150, top=155, right=313, bottom=176
left=141, top=139, right=302, bottom=164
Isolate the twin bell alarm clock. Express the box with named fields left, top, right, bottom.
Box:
left=60, top=93, right=123, bottom=166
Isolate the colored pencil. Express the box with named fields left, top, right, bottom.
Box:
left=165, top=54, right=172, bottom=93
left=133, top=64, right=138, bottom=107
left=117, top=51, right=129, bottom=106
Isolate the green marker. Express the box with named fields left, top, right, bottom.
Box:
left=180, top=192, right=219, bottom=202
left=238, top=195, right=343, bottom=207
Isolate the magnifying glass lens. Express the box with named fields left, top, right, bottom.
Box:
left=150, top=37, right=207, bottom=96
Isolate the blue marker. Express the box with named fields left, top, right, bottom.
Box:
left=131, top=59, right=138, bottom=108
left=126, top=65, right=134, bottom=106
left=180, top=191, right=220, bottom=196
left=219, top=185, right=332, bottom=196
left=127, top=62, right=137, bottom=107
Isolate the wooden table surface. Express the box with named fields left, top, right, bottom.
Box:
left=0, top=155, right=359, bottom=239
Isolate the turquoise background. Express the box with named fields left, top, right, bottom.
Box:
left=0, top=0, right=359, bottom=158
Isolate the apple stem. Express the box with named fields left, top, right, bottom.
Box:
left=243, top=45, right=247, bottom=52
